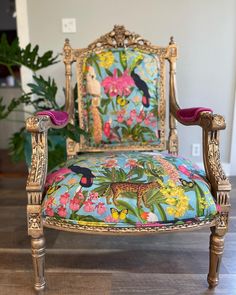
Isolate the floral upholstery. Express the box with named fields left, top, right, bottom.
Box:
left=81, top=48, right=162, bottom=148
left=42, top=152, right=217, bottom=228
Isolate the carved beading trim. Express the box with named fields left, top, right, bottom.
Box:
left=43, top=216, right=217, bottom=234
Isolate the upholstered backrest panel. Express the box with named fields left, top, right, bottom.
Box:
left=74, top=26, right=172, bottom=152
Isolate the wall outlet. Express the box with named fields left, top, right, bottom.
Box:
left=192, top=143, right=201, bottom=157
left=62, top=18, right=76, bottom=33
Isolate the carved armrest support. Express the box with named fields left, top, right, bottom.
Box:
left=26, top=114, right=68, bottom=205
left=171, top=104, right=231, bottom=205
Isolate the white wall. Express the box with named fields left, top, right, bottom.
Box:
left=18, top=0, right=236, bottom=165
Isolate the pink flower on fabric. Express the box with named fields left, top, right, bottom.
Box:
left=144, top=117, right=151, bottom=125
left=125, top=159, right=140, bottom=169
left=96, top=202, right=106, bottom=215
left=57, top=206, right=67, bottom=218
left=127, top=118, right=133, bottom=126
left=105, top=215, right=118, bottom=223
left=89, top=191, right=99, bottom=201
left=75, top=191, right=84, bottom=201
left=45, top=206, right=54, bottom=217
left=102, top=69, right=120, bottom=97
left=136, top=115, right=143, bottom=123
left=103, top=121, right=111, bottom=137
left=103, top=159, right=118, bottom=168
left=122, top=70, right=135, bottom=92
left=101, top=69, right=134, bottom=97
left=117, top=114, right=124, bottom=123
left=46, top=168, right=71, bottom=186
left=44, top=197, right=55, bottom=207
left=136, top=110, right=145, bottom=123
left=83, top=200, right=95, bottom=212
left=60, top=192, right=70, bottom=205
left=130, top=109, right=137, bottom=119
left=69, top=198, right=80, bottom=211
left=151, top=121, right=156, bottom=127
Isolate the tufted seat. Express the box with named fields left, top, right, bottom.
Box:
left=42, top=151, right=217, bottom=229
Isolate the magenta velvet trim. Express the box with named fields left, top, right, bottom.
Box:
left=37, top=110, right=69, bottom=126
left=177, top=107, right=213, bottom=122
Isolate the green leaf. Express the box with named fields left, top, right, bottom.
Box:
left=8, top=127, right=26, bottom=162
left=0, top=34, right=58, bottom=71
left=27, top=75, right=59, bottom=110
left=0, top=94, right=31, bottom=120
left=105, top=68, right=113, bottom=77
left=154, top=202, right=167, bottom=221
left=119, top=51, right=127, bottom=70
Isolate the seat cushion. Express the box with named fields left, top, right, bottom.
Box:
left=42, top=151, right=217, bottom=229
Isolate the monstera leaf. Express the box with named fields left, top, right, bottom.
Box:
left=28, top=75, right=59, bottom=110
left=0, top=34, right=58, bottom=71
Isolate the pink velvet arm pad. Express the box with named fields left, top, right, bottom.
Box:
left=37, top=110, right=69, bottom=126
left=176, top=107, right=213, bottom=123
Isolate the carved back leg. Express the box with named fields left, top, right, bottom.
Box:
left=31, top=236, right=46, bottom=291
left=207, top=227, right=225, bottom=288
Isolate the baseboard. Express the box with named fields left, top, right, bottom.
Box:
left=196, top=162, right=232, bottom=176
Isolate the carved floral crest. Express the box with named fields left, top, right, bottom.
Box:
left=88, top=25, right=151, bottom=49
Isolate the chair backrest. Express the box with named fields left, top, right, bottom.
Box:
left=63, top=25, right=178, bottom=155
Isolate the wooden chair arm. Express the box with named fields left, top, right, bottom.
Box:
left=26, top=113, right=69, bottom=204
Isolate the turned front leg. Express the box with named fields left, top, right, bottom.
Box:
left=31, top=236, right=46, bottom=291
left=207, top=232, right=225, bottom=288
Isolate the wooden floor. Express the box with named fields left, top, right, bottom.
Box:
left=0, top=177, right=235, bottom=295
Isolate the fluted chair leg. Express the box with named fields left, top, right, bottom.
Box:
left=31, top=236, right=46, bottom=291
left=207, top=231, right=225, bottom=288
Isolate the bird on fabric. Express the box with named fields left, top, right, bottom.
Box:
left=131, top=69, right=151, bottom=108
left=85, top=66, right=102, bottom=144
left=69, top=165, right=96, bottom=188
left=86, top=66, right=101, bottom=101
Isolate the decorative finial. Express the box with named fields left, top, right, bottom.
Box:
left=169, top=36, right=175, bottom=45
left=65, top=38, right=70, bottom=44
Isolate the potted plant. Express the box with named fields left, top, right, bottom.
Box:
left=0, top=34, right=83, bottom=170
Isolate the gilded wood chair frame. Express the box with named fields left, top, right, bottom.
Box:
left=25, top=25, right=231, bottom=292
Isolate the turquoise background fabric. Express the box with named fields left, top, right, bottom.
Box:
left=42, top=151, right=217, bottom=228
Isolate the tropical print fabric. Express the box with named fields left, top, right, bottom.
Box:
left=81, top=48, right=162, bottom=147
left=42, top=152, right=217, bottom=228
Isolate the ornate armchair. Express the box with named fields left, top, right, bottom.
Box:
left=26, top=25, right=231, bottom=292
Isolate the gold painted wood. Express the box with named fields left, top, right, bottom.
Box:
left=167, top=40, right=231, bottom=288
left=31, top=236, right=46, bottom=291
left=43, top=216, right=217, bottom=235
